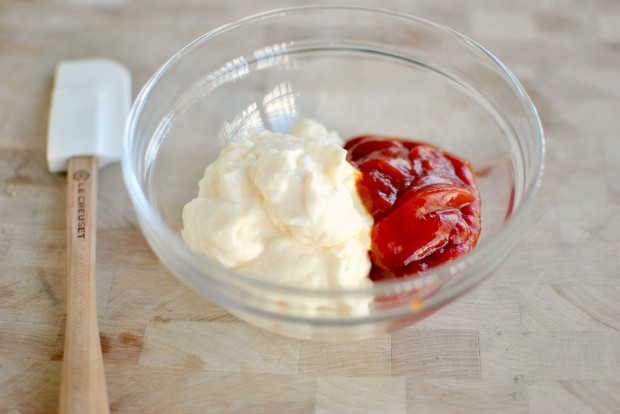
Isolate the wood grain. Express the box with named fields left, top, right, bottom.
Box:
left=105, top=368, right=318, bottom=413
left=298, top=337, right=391, bottom=376
left=480, top=330, right=620, bottom=381
left=61, top=156, right=109, bottom=414
left=391, top=329, right=480, bottom=378
left=0, top=357, right=61, bottom=413
left=1, top=0, right=620, bottom=412
left=520, top=285, right=620, bottom=331
left=406, top=377, right=529, bottom=414
left=528, top=380, right=620, bottom=414
left=0, top=318, right=61, bottom=358
left=316, top=377, right=406, bottom=414
left=140, top=321, right=300, bottom=373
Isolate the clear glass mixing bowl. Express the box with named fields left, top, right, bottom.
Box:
left=123, top=6, right=544, bottom=340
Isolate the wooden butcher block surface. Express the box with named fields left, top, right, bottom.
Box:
left=1, top=0, right=620, bottom=413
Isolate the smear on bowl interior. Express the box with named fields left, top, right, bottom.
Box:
left=182, top=119, right=481, bottom=290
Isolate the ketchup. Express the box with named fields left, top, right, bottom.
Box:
left=344, top=136, right=481, bottom=281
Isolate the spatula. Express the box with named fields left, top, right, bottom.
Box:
left=47, top=59, right=131, bottom=414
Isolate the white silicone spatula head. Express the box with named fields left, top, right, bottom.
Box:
left=47, top=59, right=131, bottom=173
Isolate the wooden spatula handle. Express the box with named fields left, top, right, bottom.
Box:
left=60, top=156, right=109, bottom=414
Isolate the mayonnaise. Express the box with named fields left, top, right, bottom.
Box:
left=182, top=119, right=373, bottom=291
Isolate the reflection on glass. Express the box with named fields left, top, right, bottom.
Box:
left=171, top=56, right=250, bottom=119
left=263, top=81, right=298, bottom=133
left=218, top=102, right=264, bottom=144
left=215, top=45, right=301, bottom=143
left=254, top=43, right=290, bottom=70
left=211, top=56, right=249, bottom=85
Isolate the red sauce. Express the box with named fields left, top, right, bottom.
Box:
left=344, top=136, right=481, bottom=281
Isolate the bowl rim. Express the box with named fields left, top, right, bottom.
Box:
left=122, top=5, right=545, bottom=309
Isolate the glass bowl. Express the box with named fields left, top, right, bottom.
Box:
left=123, top=6, right=544, bottom=340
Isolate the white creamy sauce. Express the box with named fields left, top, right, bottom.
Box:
left=182, top=119, right=373, bottom=291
